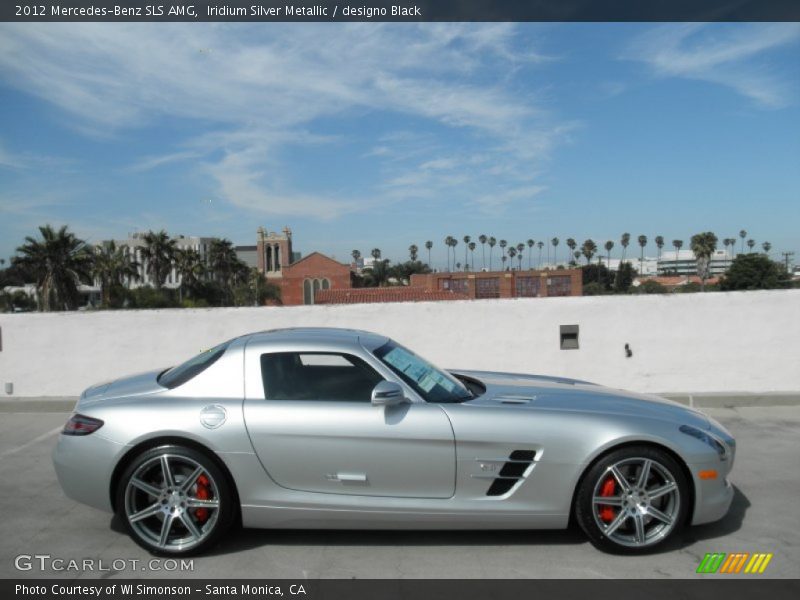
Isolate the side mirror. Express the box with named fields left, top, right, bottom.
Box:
left=371, top=381, right=407, bottom=407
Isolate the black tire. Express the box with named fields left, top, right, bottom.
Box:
left=575, top=445, right=689, bottom=554
left=115, top=444, right=235, bottom=556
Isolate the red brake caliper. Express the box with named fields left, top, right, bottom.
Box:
left=598, top=476, right=617, bottom=523
left=194, top=474, right=210, bottom=523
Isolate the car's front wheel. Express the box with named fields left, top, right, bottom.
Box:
left=575, top=445, right=689, bottom=553
left=116, top=445, right=235, bottom=555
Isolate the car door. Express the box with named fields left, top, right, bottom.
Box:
left=242, top=344, right=456, bottom=499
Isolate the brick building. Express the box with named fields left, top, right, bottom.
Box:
left=315, top=287, right=469, bottom=305
left=409, top=268, right=582, bottom=299
left=279, top=252, right=353, bottom=305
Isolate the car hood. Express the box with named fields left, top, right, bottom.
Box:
left=452, top=369, right=710, bottom=429
left=79, top=369, right=166, bottom=407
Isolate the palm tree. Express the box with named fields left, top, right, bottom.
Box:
left=463, top=235, right=471, bottom=271
left=739, top=230, right=747, bottom=255
left=14, top=224, right=93, bottom=311
left=424, top=241, right=433, bottom=267
left=637, top=235, right=648, bottom=272
left=140, top=230, right=177, bottom=290
left=93, top=241, right=141, bottom=307
left=478, top=235, right=487, bottom=270
left=409, top=244, right=419, bottom=262
left=450, top=237, right=458, bottom=271
left=526, top=239, right=535, bottom=269
left=209, top=239, right=240, bottom=285
left=747, top=239, right=755, bottom=253
left=351, top=249, right=361, bottom=267
left=762, top=241, right=772, bottom=255
left=371, top=247, right=382, bottom=266
left=581, top=239, right=597, bottom=264
left=551, top=237, right=559, bottom=266
left=499, top=239, right=507, bottom=264
left=537, top=241, right=544, bottom=268
left=566, top=238, right=577, bottom=262
left=620, top=233, right=631, bottom=263
left=573, top=250, right=581, bottom=264
left=507, top=247, right=517, bottom=270
left=655, top=235, right=664, bottom=261
left=174, top=247, right=205, bottom=303
left=488, top=237, right=497, bottom=271
left=604, top=240, right=614, bottom=266
left=690, top=232, right=718, bottom=291
left=501, top=255, right=507, bottom=270
left=672, top=239, right=683, bottom=270
left=468, top=241, right=476, bottom=271
left=516, top=246, right=524, bottom=270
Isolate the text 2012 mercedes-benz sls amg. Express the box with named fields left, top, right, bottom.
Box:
left=53, top=328, right=735, bottom=555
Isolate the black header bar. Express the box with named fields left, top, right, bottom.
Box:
left=3, top=1, right=800, bottom=22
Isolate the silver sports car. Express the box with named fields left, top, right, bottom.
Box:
left=53, top=328, right=735, bottom=555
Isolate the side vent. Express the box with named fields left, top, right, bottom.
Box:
left=485, top=450, right=536, bottom=497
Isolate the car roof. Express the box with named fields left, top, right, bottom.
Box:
left=246, top=327, right=390, bottom=351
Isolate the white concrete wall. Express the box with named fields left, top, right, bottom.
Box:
left=1, top=289, right=798, bottom=397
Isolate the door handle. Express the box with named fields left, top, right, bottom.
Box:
left=325, top=472, right=367, bottom=482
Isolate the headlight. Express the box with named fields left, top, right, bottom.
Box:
left=679, top=424, right=729, bottom=460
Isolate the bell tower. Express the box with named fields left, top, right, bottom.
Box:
left=257, top=226, right=294, bottom=279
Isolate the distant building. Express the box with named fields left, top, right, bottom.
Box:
left=410, top=268, right=582, bottom=299
left=234, top=245, right=259, bottom=269
left=101, top=233, right=217, bottom=289
left=316, top=287, right=469, bottom=305
left=656, top=249, right=732, bottom=276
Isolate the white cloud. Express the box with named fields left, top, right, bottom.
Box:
left=0, top=23, right=566, bottom=219
left=625, top=24, right=800, bottom=108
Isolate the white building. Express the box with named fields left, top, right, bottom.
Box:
left=656, top=249, right=732, bottom=276
left=101, top=233, right=217, bottom=289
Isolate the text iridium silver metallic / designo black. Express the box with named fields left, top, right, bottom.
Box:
left=52, top=328, right=735, bottom=555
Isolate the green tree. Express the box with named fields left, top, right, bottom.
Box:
left=507, top=247, right=517, bottom=270
left=690, top=231, right=718, bottom=291
left=672, top=239, right=683, bottom=268
left=762, top=241, right=772, bottom=255
left=604, top=240, right=614, bottom=267
left=488, top=237, right=497, bottom=271
left=637, top=235, right=647, bottom=272
left=93, top=241, right=141, bottom=308
left=739, top=229, right=747, bottom=255
left=174, top=247, right=206, bottom=303
left=581, top=239, right=597, bottom=264
left=526, top=239, right=535, bottom=269
left=655, top=235, right=664, bottom=261
left=551, top=237, right=559, bottom=266
left=468, top=241, right=477, bottom=271
left=462, top=235, right=471, bottom=271
left=636, top=279, right=668, bottom=294
left=14, top=224, right=93, bottom=311
left=537, top=241, right=544, bottom=267
left=409, top=244, right=418, bottom=262
left=424, top=241, right=432, bottom=268
left=478, top=235, right=487, bottom=270
left=719, top=254, right=791, bottom=291
left=614, top=262, right=637, bottom=293
left=351, top=249, right=361, bottom=266
left=499, top=239, right=507, bottom=264
left=747, top=239, right=755, bottom=253
left=140, top=230, right=177, bottom=291
left=620, top=232, right=631, bottom=262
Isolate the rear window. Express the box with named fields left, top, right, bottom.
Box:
left=157, top=341, right=231, bottom=389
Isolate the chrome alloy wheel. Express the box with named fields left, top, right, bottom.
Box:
left=124, top=453, right=220, bottom=552
left=592, top=457, right=681, bottom=548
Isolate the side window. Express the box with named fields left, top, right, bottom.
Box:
left=260, top=352, right=384, bottom=402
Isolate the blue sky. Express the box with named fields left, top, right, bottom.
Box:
left=1, top=23, right=798, bottom=269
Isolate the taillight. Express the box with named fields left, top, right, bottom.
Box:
left=62, top=414, right=104, bottom=436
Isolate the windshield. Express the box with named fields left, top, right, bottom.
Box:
left=157, top=340, right=232, bottom=389
left=373, top=340, right=473, bottom=403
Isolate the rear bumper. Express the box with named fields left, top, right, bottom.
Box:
left=52, top=433, right=124, bottom=513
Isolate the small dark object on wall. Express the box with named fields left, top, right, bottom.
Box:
left=625, top=343, right=633, bottom=358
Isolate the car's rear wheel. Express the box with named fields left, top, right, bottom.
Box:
left=116, top=445, right=234, bottom=555
left=575, top=446, right=689, bottom=553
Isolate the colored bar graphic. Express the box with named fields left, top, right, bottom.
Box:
left=698, top=552, right=773, bottom=574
